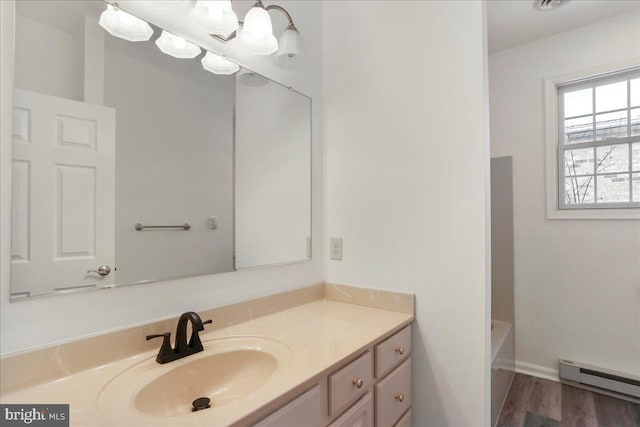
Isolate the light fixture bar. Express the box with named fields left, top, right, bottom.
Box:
left=210, top=31, right=237, bottom=43
left=265, top=4, right=296, bottom=30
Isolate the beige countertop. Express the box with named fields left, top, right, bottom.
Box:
left=1, top=286, right=413, bottom=427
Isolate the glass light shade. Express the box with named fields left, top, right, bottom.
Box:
left=201, top=52, right=239, bottom=75
left=238, top=6, right=278, bottom=55
left=99, top=5, right=153, bottom=42
left=274, top=27, right=304, bottom=69
left=150, top=0, right=192, bottom=8
left=155, top=31, right=201, bottom=58
left=192, top=0, right=239, bottom=36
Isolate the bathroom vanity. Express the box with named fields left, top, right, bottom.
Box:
left=0, top=284, right=414, bottom=427
left=0, top=3, right=417, bottom=425
left=253, top=321, right=412, bottom=427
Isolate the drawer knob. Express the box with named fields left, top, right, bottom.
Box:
left=395, top=346, right=405, bottom=355
left=352, top=378, right=364, bottom=389
left=395, top=393, right=405, bottom=403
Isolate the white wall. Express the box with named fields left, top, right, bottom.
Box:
left=13, top=13, right=83, bottom=102
left=104, top=43, right=235, bottom=284
left=235, top=77, right=311, bottom=268
left=323, top=1, right=491, bottom=425
left=0, top=0, right=323, bottom=355
left=490, top=11, right=640, bottom=377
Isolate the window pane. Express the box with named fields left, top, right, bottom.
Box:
left=632, top=107, right=640, bottom=136
left=564, top=176, right=594, bottom=204
left=564, top=115, right=593, bottom=144
left=596, top=80, right=627, bottom=113
left=633, top=143, right=640, bottom=172
left=597, top=174, right=630, bottom=203
left=631, top=78, right=640, bottom=107
left=564, top=148, right=594, bottom=176
left=595, top=110, right=627, bottom=140
left=564, top=87, right=592, bottom=118
left=596, top=144, right=629, bottom=174
left=633, top=173, right=640, bottom=202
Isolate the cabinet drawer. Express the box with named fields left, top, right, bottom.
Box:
left=375, top=358, right=411, bottom=427
left=375, top=325, right=411, bottom=379
left=329, top=351, right=373, bottom=417
left=253, top=385, right=321, bottom=427
left=393, top=409, right=411, bottom=427
left=327, top=393, right=373, bottom=427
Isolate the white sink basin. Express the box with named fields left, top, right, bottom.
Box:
left=135, top=349, right=277, bottom=416
left=97, top=336, right=292, bottom=418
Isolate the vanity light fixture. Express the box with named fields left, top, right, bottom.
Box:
left=192, top=0, right=239, bottom=37
left=238, top=1, right=278, bottom=55
left=201, top=51, right=240, bottom=75
left=208, top=0, right=304, bottom=68
left=155, top=30, right=202, bottom=58
left=270, top=6, right=303, bottom=69
left=99, top=4, right=153, bottom=42
left=151, top=0, right=193, bottom=8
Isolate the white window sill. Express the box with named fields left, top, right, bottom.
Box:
left=546, top=207, right=640, bottom=220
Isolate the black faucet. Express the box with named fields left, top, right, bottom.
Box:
left=146, top=311, right=212, bottom=364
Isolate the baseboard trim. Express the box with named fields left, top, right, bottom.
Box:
left=515, top=361, right=559, bottom=382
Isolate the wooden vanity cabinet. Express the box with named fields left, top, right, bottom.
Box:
left=393, top=409, right=412, bottom=427
left=329, top=351, right=373, bottom=417
left=253, top=385, right=322, bottom=427
left=373, top=325, right=412, bottom=427
left=328, top=393, right=374, bottom=427
left=250, top=324, right=412, bottom=427
left=375, top=358, right=411, bottom=427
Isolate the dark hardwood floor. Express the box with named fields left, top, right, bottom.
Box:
left=497, top=373, right=640, bottom=427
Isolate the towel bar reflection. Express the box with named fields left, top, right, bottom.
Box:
left=134, top=223, right=191, bottom=231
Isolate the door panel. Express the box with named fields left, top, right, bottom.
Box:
left=11, top=89, right=116, bottom=295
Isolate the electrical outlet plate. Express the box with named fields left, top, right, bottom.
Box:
left=329, top=237, right=343, bottom=260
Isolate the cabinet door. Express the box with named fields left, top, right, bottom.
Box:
left=328, top=393, right=373, bottom=427
left=394, top=409, right=411, bottom=427
left=329, top=351, right=373, bottom=417
left=375, top=358, right=411, bottom=427
left=253, top=385, right=321, bottom=427
left=375, top=326, right=411, bottom=379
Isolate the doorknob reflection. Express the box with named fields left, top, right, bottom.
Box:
left=87, top=265, right=111, bottom=276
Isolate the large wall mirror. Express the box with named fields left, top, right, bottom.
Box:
left=9, top=1, right=311, bottom=299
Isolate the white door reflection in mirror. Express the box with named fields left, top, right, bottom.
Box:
left=11, top=89, right=116, bottom=296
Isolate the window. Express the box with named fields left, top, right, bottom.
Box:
left=545, top=63, right=640, bottom=220
left=558, top=68, right=640, bottom=209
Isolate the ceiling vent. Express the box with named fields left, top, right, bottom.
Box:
left=534, top=0, right=569, bottom=11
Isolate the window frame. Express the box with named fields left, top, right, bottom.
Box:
left=544, top=60, right=640, bottom=220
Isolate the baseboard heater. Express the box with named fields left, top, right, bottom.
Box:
left=559, top=359, right=640, bottom=403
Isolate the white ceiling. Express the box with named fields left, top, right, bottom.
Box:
left=487, top=0, right=640, bottom=53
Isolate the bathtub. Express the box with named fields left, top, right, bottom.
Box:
left=491, top=320, right=515, bottom=427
